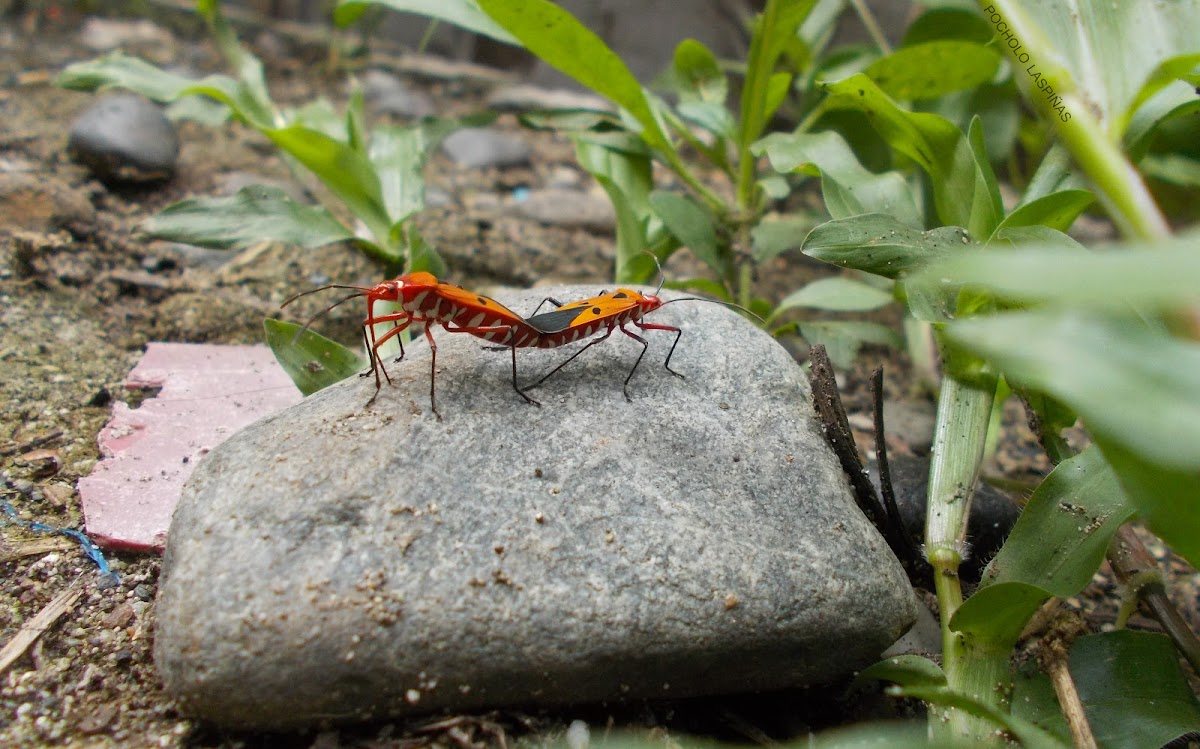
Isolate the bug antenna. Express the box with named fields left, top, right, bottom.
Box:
left=639, top=250, right=667, bottom=297
left=659, top=296, right=768, bottom=325
left=280, top=283, right=371, bottom=309
left=289, top=290, right=368, bottom=344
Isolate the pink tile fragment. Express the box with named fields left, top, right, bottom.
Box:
left=78, top=343, right=303, bottom=552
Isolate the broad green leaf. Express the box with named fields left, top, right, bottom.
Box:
left=672, top=39, right=727, bottom=104
left=1140, top=152, right=1200, bottom=187
left=915, top=239, right=1200, bottom=311
left=1071, top=631, right=1200, bottom=748
left=751, top=215, right=817, bottom=263
left=264, top=318, right=366, bottom=396
left=856, top=654, right=946, bottom=689
left=1011, top=662, right=1070, bottom=743
left=894, top=686, right=1068, bottom=749
left=740, top=0, right=817, bottom=149
left=1020, top=143, right=1084, bottom=205
left=1098, top=438, right=1200, bottom=571
left=949, top=582, right=1051, bottom=649
left=333, top=0, right=518, bottom=45
left=1125, top=82, right=1200, bottom=159
left=370, top=126, right=429, bottom=224
left=647, top=191, right=728, bottom=280
left=902, top=8, right=993, bottom=46
left=677, top=102, right=737, bottom=140
left=57, top=51, right=212, bottom=103
left=979, top=446, right=1134, bottom=595
left=756, top=130, right=921, bottom=228
left=198, top=0, right=273, bottom=125
left=475, top=0, right=670, bottom=153
left=1003, top=2, right=1200, bottom=140
left=404, top=226, right=446, bottom=277
left=774, top=277, right=893, bottom=315
left=823, top=74, right=1002, bottom=238
left=865, top=41, right=1001, bottom=100
left=943, top=310, right=1200, bottom=469
left=992, top=189, right=1093, bottom=235
left=575, top=134, right=659, bottom=282
left=263, top=126, right=392, bottom=247
left=763, top=71, right=794, bottom=124
left=803, top=213, right=971, bottom=279
left=143, top=186, right=354, bottom=250
left=793, top=321, right=902, bottom=368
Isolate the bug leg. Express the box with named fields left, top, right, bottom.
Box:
left=528, top=296, right=567, bottom=316
left=510, top=342, right=540, bottom=407
left=636, top=321, right=685, bottom=379
left=618, top=324, right=650, bottom=402
left=523, top=328, right=614, bottom=392
left=424, top=324, right=442, bottom=420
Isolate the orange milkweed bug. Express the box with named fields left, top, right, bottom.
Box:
left=518, top=258, right=764, bottom=401
left=282, top=272, right=548, bottom=418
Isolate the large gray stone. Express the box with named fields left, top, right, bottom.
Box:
left=154, top=286, right=915, bottom=730
left=67, top=94, right=178, bottom=184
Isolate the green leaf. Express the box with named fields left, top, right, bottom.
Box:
left=751, top=215, right=817, bottom=263
left=518, top=110, right=621, bottom=132
left=802, top=213, right=971, bottom=279
left=143, top=186, right=354, bottom=250
left=856, top=654, right=947, bottom=689
left=672, top=39, right=727, bottom=104
left=774, top=277, right=893, bottom=315
left=575, top=134, right=659, bottom=282
left=263, top=125, right=393, bottom=249
left=1007, top=3, right=1200, bottom=139
left=914, top=238, right=1200, bottom=311
left=992, top=189, right=1094, bottom=235
left=57, top=51, right=214, bottom=103
left=943, top=311, right=1200, bottom=566
left=405, top=226, right=446, bottom=277
left=370, top=125, right=431, bottom=225
left=476, top=0, right=670, bottom=154
left=648, top=191, right=728, bottom=281
left=1011, top=662, right=1070, bottom=743
left=948, top=582, right=1051, bottom=650
left=864, top=41, right=1001, bottom=100
left=823, top=74, right=1002, bottom=238
left=740, top=0, right=817, bottom=149
left=198, top=0, right=274, bottom=126
left=979, top=446, right=1134, bottom=594
left=894, top=686, right=1069, bottom=749
left=1071, top=631, right=1200, bottom=748
left=902, top=8, right=994, bottom=46
left=756, top=130, right=921, bottom=228
left=807, top=722, right=957, bottom=749
left=793, top=321, right=902, bottom=368
left=264, top=318, right=366, bottom=397
left=333, top=0, right=518, bottom=45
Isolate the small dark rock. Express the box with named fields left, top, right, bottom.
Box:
left=67, top=94, right=179, bottom=184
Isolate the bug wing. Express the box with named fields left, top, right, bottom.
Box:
left=435, top=284, right=526, bottom=325
left=525, top=291, right=640, bottom=334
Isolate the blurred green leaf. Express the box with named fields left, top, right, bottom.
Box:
left=757, top=130, right=921, bottom=228
left=576, top=134, right=661, bottom=282
left=334, top=0, right=518, bottom=44
left=857, top=654, right=946, bottom=689
left=404, top=226, right=445, bottom=277
left=902, top=7, right=993, bottom=45
left=740, top=0, right=816, bottom=149
left=264, top=126, right=393, bottom=249
left=913, top=237, right=1200, bottom=310
left=792, top=321, right=902, bottom=368
left=993, top=190, right=1093, bottom=235
left=1072, top=631, right=1200, bottom=748
left=57, top=51, right=213, bottom=104
left=943, top=312, right=1200, bottom=566
left=677, top=101, right=737, bottom=139
left=774, top=276, right=893, bottom=315
left=672, top=39, right=727, bottom=104
left=144, top=186, right=354, bottom=250
left=865, top=41, right=1000, bottom=100
left=648, top=191, right=727, bottom=280
left=264, top=318, right=366, bottom=396
left=476, top=0, right=671, bottom=153
left=751, top=215, right=817, bottom=263
left=894, top=686, right=1068, bottom=749
left=803, top=213, right=970, bottom=279
left=1011, top=662, right=1070, bottom=743
left=823, top=74, right=1002, bottom=238
left=519, top=110, right=621, bottom=131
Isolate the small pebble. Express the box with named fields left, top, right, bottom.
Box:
left=67, top=94, right=179, bottom=184
left=441, top=127, right=530, bottom=169
left=361, top=69, right=435, bottom=119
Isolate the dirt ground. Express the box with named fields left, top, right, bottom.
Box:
left=1, top=5, right=1196, bottom=749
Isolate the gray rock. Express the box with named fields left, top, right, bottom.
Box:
left=441, top=127, right=531, bottom=169
left=361, top=69, right=436, bottom=119
left=67, top=94, right=179, bottom=183
left=515, top=188, right=616, bottom=233
left=155, top=286, right=915, bottom=730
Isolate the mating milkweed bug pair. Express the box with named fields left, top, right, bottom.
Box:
left=282, top=263, right=757, bottom=419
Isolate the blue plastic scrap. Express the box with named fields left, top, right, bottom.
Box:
left=1, top=498, right=117, bottom=582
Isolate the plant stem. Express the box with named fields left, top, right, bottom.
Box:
left=848, top=0, right=891, bottom=55
left=926, top=363, right=999, bottom=742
